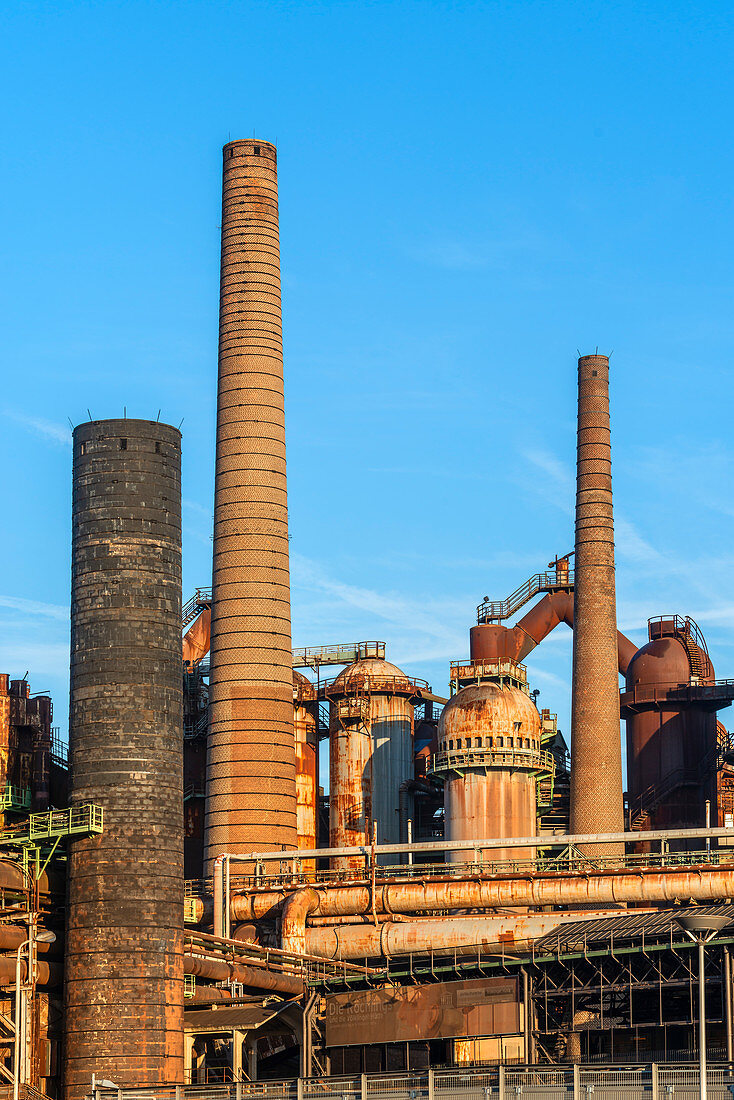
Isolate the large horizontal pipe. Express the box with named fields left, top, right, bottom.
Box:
left=184, top=952, right=303, bottom=996
left=0, top=956, right=61, bottom=987
left=189, top=986, right=233, bottom=1004
left=274, top=864, right=734, bottom=954
left=304, top=909, right=648, bottom=961
left=0, top=927, right=60, bottom=954
left=0, top=861, right=27, bottom=891
left=234, top=861, right=734, bottom=928
left=470, top=591, right=637, bottom=674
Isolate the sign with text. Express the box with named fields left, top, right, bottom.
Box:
left=326, top=977, right=520, bottom=1047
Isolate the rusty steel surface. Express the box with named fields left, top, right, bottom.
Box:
left=294, top=671, right=318, bottom=861
left=1, top=676, right=54, bottom=818
left=205, top=139, right=297, bottom=869
left=470, top=590, right=637, bottom=674
left=625, top=617, right=718, bottom=831
left=325, top=977, right=519, bottom=1045
left=328, top=659, right=414, bottom=868
left=65, top=419, right=184, bottom=1100
left=0, top=957, right=61, bottom=987
left=570, top=354, right=625, bottom=855
left=0, top=677, right=9, bottom=826
left=183, top=952, right=303, bottom=995
left=182, top=607, right=211, bottom=667
left=436, top=681, right=542, bottom=862
left=236, top=861, right=734, bottom=933
left=306, top=910, right=629, bottom=961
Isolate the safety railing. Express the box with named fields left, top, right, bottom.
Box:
left=184, top=784, right=206, bottom=801
left=620, top=679, right=734, bottom=709
left=182, top=588, right=212, bottom=629
left=0, top=802, right=103, bottom=845
left=477, top=569, right=575, bottom=624
left=293, top=642, right=386, bottom=669
left=321, top=674, right=430, bottom=699
left=0, top=785, right=31, bottom=812
left=431, top=746, right=555, bottom=777
left=184, top=845, right=730, bottom=900
left=92, top=1062, right=734, bottom=1100
left=50, top=727, right=68, bottom=769
left=449, top=659, right=528, bottom=692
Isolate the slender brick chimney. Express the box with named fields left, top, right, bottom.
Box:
left=570, top=353, right=625, bottom=856
left=204, top=140, right=297, bottom=870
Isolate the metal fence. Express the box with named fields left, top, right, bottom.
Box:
left=94, top=1063, right=734, bottom=1100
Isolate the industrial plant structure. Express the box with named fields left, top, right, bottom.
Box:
left=2, top=139, right=734, bottom=1099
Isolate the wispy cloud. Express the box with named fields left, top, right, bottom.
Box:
left=5, top=411, right=71, bottom=447
left=183, top=498, right=212, bottom=519
left=291, top=553, right=468, bottom=678
left=0, top=595, right=68, bottom=621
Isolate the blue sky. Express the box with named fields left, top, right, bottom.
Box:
left=1, top=0, right=733, bottom=782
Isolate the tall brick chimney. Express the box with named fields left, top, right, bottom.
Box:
left=204, top=140, right=297, bottom=870
left=569, top=353, right=625, bottom=856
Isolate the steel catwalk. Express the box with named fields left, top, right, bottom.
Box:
left=64, top=419, right=184, bottom=1100
left=569, top=354, right=625, bottom=855
left=205, top=140, right=298, bottom=868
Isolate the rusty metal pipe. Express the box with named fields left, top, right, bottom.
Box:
left=0, top=927, right=59, bottom=954
left=302, top=908, right=644, bottom=961
left=470, top=591, right=636, bottom=675
left=0, top=862, right=27, bottom=892
left=266, top=864, right=734, bottom=952
left=280, top=887, right=320, bottom=957
left=0, top=956, right=61, bottom=987
left=190, top=986, right=233, bottom=1004
left=184, top=953, right=303, bottom=995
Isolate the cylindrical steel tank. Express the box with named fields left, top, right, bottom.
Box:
left=625, top=616, right=717, bottom=833
left=570, top=353, right=625, bottom=856
left=294, top=670, right=318, bottom=864
left=432, top=666, right=546, bottom=863
left=205, top=139, right=297, bottom=871
left=65, top=419, right=184, bottom=1099
left=328, top=658, right=415, bottom=868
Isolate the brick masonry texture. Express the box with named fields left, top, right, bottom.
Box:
left=570, top=356, right=626, bottom=856
left=204, top=140, right=297, bottom=869
left=64, top=419, right=184, bottom=1100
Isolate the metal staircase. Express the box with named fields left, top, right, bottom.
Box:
left=477, top=555, right=574, bottom=623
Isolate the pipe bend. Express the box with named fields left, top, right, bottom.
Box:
left=281, top=886, right=322, bottom=955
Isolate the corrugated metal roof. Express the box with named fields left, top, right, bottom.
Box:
left=534, top=905, right=734, bottom=953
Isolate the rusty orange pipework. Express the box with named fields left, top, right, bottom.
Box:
left=470, top=590, right=637, bottom=673
left=301, top=908, right=651, bottom=960
left=227, top=860, right=734, bottom=936
left=183, top=951, right=303, bottom=995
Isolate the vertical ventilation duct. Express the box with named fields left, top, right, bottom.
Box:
left=64, top=419, right=184, bottom=1099
left=570, top=354, right=625, bottom=855
left=204, top=140, right=297, bottom=870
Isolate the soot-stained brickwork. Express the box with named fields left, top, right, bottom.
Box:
left=64, top=419, right=184, bottom=1099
